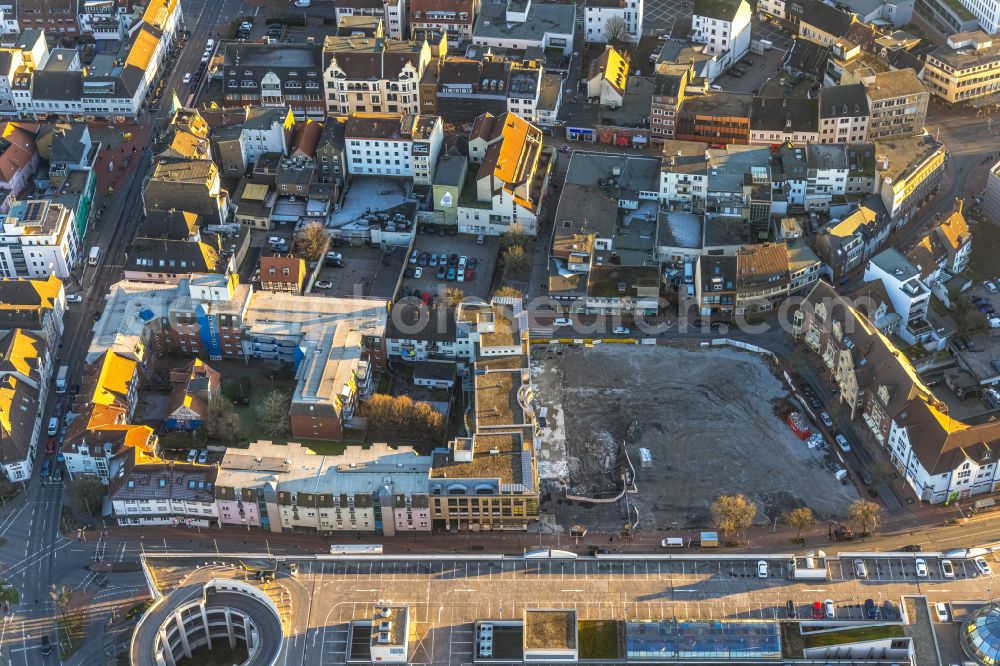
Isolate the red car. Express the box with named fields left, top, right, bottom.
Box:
left=45, top=437, right=56, bottom=455
left=812, top=602, right=823, bottom=619
left=464, top=268, right=473, bottom=281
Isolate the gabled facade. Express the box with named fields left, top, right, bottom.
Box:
left=583, top=0, right=644, bottom=44
left=0, top=329, right=48, bottom=481
left=322, top=36, right=432, bottom=116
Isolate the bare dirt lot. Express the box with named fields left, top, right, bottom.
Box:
left=531, top=344, right=859, bottom=531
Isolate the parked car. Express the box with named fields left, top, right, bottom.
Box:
left=183, top=72, right=192, bottom=84
left=414, top=267, right=423, bottom=279
left=187, top=449, right=198, bottom=462
left=45, top=437, right=56, bottom=455
left=429, top=254, right=439, bottom=267
left=915, top=558, right=928, bottom=577
left=941, top=559, right=955, bottom=578
left=449, top=253, right=459, bottom=266
left=554, top=317, right=572, bottom=327
left=613, top=326, right=630, bottom=335
left=824, top=600, right=835, bottom=619
left=40, top=458, right=51, bottom=478
left=417, top=253, right=428, bottom=266
left=456, top=268, right=464, bottom=282
left=468, top=257, right=478, bottom=269
left=901, top=544, right=923, bottom=552
left=786, top=600, right=797, bottom=618
left=40, top=636, right=51, bottom=656
left=865, top=598, right=878, bottom=619
left=464, top=268, right=473, bottom=281
left=447, top=267, right=457, bottom=281
left=820, top=412, right=833, bottom=428
left=811, top=601, right=823, bottom=619
left=459, top=255, right=468, bottom=268
left=835, top=434, right=851, bottom=453
left=47, top=417, right=58, bottom=436
left=409, top=251, right=418, bottom=264
left=66, top=294, right=83, bottom=303
left=854, top=559, right=867, bottom=578
left=935, top=602, right=949, bottom=622
left=436, top=266, right=447, bottom=280
left=757, top=560, right=768, bottom=578
left=974, top=557, right=993, bottom=576
left=882, top=600, right=897, bottom=620
left=54, top=465, right=63, bottom=482
left=314, top=280, right=333, bottom=289
left=984, top=280, right=998, bottom=294
left=197, top=449, right=209, bottom=464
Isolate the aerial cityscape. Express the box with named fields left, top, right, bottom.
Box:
left=0, top=0, right=999, bottom=663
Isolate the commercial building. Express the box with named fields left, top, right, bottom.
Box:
left=344, top=112, right=443, bottom=184
left=863, top=248, right=935, bottom=345
left=818, top=83, right=871, bottom=144
left=749, top=97, right=819, bottom=145
left=0, top=199, right=80, bottom=279
left=676, top=92, right=753, bottom=145
left=923, top=31, right=1000, bottom=103
left=109, top=447, right=219, bottom=527
left=457, top=111, right=553, bottom=237
left=334, top=0, right=407, bottom=39
left=472, top=0, right=576, bottom=56
left=409, top=0, right=478, bottom=43
left=874, top=134, right=946, bottom=226
left=322, top=36, right=432, bottom=116
left=813, top=198, right=892, bottom=281
left=691, top=0, right=753, bottom=67
left=221, top=44, right=325, bottom=121
left=0, top=275, right=65, bottom=357
left=241, top=292, right=387, bottom=441
left=583, top=0, right=644, bottom=44
left=215, top=441, right=433, bottom=534
left=864, top=68, right=928, bottom=140
left=984, top=158, right=1000, bottom=224
left=0, top=329, right=48, bottom=481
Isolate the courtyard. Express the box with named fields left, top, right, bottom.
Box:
left=530, top=344, right=859, bottom=531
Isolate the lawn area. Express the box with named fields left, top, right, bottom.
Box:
left=228, top=379, right=294, bottom=446
left=58, top=613, right=86, bottom=660
left=578, top=620, right=620, bottom=660
left=781, top=622, right=904, bottom=657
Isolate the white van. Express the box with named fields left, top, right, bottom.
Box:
left=47, top=417, right=59, bottom=436
left=661, top=537, right=686, bottom=548
left=206, top=39, right=215, bottom=49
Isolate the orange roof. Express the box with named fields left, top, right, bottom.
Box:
left=125, top=26, right=158, bottom=72
left=92, top=351, right=138, bottom=408
left=936, top=209, right=970, bottom=251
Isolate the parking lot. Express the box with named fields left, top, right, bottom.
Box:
left=149, top=551, right=998, bottom=666
left=400, top=231, right=500, bottom=303
left=313, top=245, right=403, bottom=299
left=830, top=552, right=989, bottom=583
left=643, top=0, right=692, bottom=34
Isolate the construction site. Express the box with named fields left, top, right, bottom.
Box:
left=530, top=344, right=860, bottom=532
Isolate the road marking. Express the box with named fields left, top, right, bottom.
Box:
left=801, top=589, right=826, bottom=592
left=453, top=589, right=475, bottom=593
left=927, top=589, right=952, bottom=593
left=561, top=589, right=583, bottom=593
left=674, top=589, right=697, bottom=592
left=355, top=589, right=378, bottom=593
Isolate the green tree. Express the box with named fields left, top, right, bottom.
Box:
left=66, top=477, right=105, bottom=518
left=849, top=499, right=883, bottom=535
left=364, top=394, right=445, bottom=445
left=256, top=390, right=291, bottom=439
left=784, top=507, right=815, bottom=541
left=710, top=493, right=757, bottom=539
left=296, top=222, right=330, bottom=262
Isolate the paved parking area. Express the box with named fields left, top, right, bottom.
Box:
left=643, top=0, right=691, bottom=34
left=148, top=552, right=997, bottom=666
left=830, top=553, right=985, bottom=583
left=313, top=245, right=401, bottom=299
left=400, top=234, right=500, bottom=302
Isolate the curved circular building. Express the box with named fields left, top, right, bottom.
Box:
left=131, top=577, right=284, bottom=666
left=961, top=602, right=1000, bottom=666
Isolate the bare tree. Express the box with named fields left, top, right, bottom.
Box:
left=66, top=478, right=104, bottom=517
left=604, top=15, right=630, bottom=47
left=444, top=287, right=465, bottom=308
left=710, top=493, right=757, bottom=539
left=296, top=222, right=330, bottom=262
left=848, top=499, right=883, bottom=535
left=205, top=394, right=243, bottom=446
left=494, top=286, right=524, bottom=299
left=784, top=507, right=815, bottom=541
left=501, top=244, right=529, bottom=277
left=255, top=390, right=291, bottom=438
left=50, top=584, right=75, bottom=648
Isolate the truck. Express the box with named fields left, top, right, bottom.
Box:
left=88, top=246, right=100, bottom=266
left=55, top=365, right=69, bottom=394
